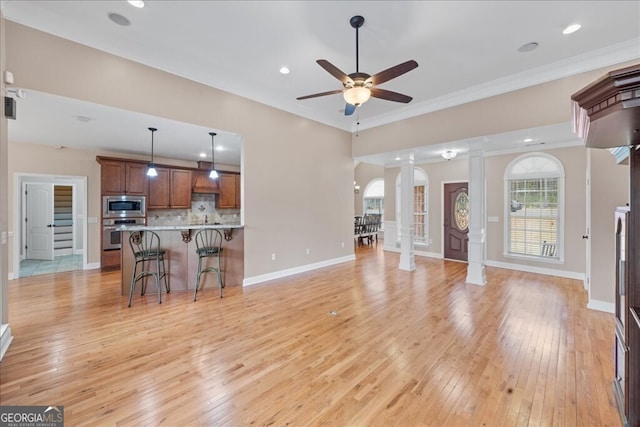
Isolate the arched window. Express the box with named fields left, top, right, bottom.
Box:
left=396, top=167, right=429, bottom=245
left=363, top=179, right=384, bottom=227
left=504, top=152, right=565, bottom=261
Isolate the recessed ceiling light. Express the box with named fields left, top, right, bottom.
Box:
left=128, top=0, right=145, bottom=8
left=523, top=138, right=533, bottom=143
left=395, top=157, right=401, bottom=161
left=199, top=152, right=207, bottom=158
left=216, top=145, right=224, bottom=151
left=518, top=42, right=539, bottom=53
left=562, top=24, right=581, bottom=35
left=279, top=66, right=290, bottom=75
left=108, top=12, right=130, bottom=26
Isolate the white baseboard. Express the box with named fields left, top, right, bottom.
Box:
left=243, top=255, right=356, bottom=287
left=382, top=246, right=442, bottom=259
left=587, top=299, right=615, bottom=313
left=85, top=262, right=101, bottom=270
left=484, top=260, right=584, bottom=281
left=0, top=324, right=14, bottom=361
left=8, top=272, right=17, bottom=280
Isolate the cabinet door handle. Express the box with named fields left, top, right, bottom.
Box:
left=582, top=235, right=589, bottom=239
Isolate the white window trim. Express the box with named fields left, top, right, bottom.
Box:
left=362, top=178, right=384, bottom=229
left=503, top=152, right=565, bottom=263
left=395, top=167, right=429, bottom=246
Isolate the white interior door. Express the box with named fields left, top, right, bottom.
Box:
left=26, top=183, right=54, bottom=261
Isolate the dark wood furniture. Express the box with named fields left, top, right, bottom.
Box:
left=572, top=63, right=640, bottom=427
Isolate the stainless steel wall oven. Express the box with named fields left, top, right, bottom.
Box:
left=102, top=217, right=146, bottom=251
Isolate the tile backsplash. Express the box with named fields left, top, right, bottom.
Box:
left=148, top=194, right=240, bottom=226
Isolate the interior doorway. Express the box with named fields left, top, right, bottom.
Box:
left=14, top=174, right=88, bottom=278
left=443, top=182, right=469, bottom=261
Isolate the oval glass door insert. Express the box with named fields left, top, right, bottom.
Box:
left=455, top=191, right=469, bottom=231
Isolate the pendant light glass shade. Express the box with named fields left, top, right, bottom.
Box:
left=147, top=127, right=158, bottom=177
left=209, top=132, right=218, bottom=180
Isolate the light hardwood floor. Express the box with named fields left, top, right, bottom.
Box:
left=1, top=244, right=620, bottom=426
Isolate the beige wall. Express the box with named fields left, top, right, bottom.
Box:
left=4, top=22, right=354, bottom=280
left=589, top=149, right=629, bottom=305
left=353, top=162, right=385, bottom=216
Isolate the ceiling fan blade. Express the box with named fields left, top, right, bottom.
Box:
left=317, top=60, right=353, bottom=85
left=296, top=89, right=344, bottom=100
left=370, top=88, right=413, bottom=103
left=344, top=103, right=356, bottom=116
left=368, top=60, right=418, bottom=86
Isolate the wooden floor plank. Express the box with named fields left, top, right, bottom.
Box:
left=0, top=244, right=621, bottom=426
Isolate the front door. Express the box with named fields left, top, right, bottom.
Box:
left=443, top=182, right=469, bottom=261
left=26, top=183, right=54, bottom=261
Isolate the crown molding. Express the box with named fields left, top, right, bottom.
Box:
left=355, top=38, right=640, bottom=133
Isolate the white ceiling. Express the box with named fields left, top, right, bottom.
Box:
left=2, top=0, right=639, bottom=166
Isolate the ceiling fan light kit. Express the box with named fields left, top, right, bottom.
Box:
left=343, top=86, right=371, bottom=106
left=297, top=15, right=418, bottom=116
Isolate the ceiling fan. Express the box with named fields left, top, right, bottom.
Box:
left=297, top=15, right=418, bottom=116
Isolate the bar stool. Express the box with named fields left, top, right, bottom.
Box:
left=128, top=230, right=169, bottom=307
left=193, top=228, right=224, bottom=300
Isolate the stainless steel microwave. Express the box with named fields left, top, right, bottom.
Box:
left=102, top=195, right=146, bottom=218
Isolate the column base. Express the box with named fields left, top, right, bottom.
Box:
left=466, top=262, right=486, bottom=286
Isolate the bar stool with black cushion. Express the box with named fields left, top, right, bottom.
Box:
left=193, top=228, right=224, bottom=301
left=128, top=230, right=169, bottom=307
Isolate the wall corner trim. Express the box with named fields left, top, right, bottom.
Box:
left=0, top=324, right=14, bottom=361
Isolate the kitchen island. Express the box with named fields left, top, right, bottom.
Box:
left=119, top=224, right=244, bottom=297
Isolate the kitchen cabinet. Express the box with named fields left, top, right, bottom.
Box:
left=218, top=173, right=241, bottom=209
left=101, top=249, right=121, bottom=271
left=98, top=158, right=148, bottom=195
left=192, top=171, right=220, bottom=194
left=149, top=168, right=192, bottom=209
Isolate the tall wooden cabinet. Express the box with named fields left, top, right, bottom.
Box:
left=572, top=64, right=640, bottom=427
left=615, top=207, right=630, bottom=424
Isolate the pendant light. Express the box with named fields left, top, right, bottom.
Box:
left=146, top=127, right=158, bottom=177
left=209, top=132, right=219, bottom=179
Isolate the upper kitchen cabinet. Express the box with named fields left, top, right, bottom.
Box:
left=149, top=168, right=192, bottom=209
left=218, top=173, right=241, bottom=209
left=97, top=157, right=148, bottom=196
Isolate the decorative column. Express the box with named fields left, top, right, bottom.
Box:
left=466, top=149, right=486, bottom=285
left=399, top=155, right=415, bottom=271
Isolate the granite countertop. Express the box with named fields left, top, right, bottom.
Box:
left=118, top=224, right=244, bottom=231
